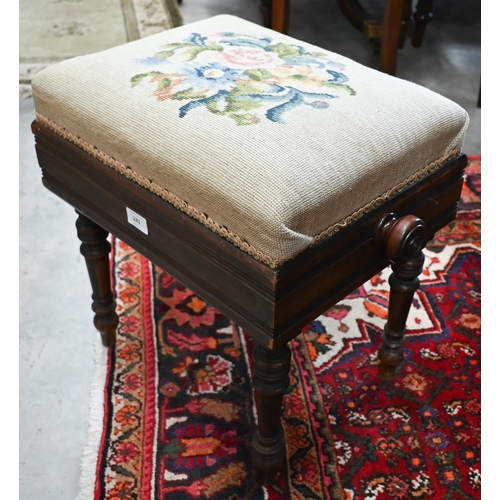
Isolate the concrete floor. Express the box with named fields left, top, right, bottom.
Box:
left=19, top=1, right=480, bottom=499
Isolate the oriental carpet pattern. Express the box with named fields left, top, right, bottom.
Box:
left=85, top=159, right=480, bottom=499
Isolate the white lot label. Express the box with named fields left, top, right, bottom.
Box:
left=126, top=207, right=149, bottom=235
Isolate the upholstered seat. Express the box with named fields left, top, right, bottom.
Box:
left=32, top=15, right=468, bottom=268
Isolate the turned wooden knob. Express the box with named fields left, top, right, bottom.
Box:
left=374, top=213, right=426, bottom=264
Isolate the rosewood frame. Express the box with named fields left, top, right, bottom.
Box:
left=32, top=120, right=467, bottom=482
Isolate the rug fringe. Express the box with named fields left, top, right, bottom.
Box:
left=76, top=333, right=109, bottom=500
left=19, top=84, right=33, bottom=100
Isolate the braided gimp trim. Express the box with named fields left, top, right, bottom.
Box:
left=312, top=146, right=461, bottom=245
left=36, top=113, right=460, bottom=268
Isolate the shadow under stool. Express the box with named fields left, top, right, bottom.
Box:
left=31, top=14, right=469, bottom=484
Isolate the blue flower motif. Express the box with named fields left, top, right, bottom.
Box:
left=282, top=56, right=329, bottom=68
left=138, top=56, right=171, bottom=67
left=326, top=69, right=349, bottom=84
left=264, top=88, right=338, bottom=124
left=187, top=33, right=208, bottom=47
left=181, top=63, right=248, bottom=92
left=218, top=33, right=273, bottom=51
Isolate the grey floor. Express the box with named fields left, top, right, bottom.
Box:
left=19, top=1, right=480, bottom=499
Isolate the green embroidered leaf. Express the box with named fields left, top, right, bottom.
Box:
left=206, top=99, right=225, bottom=115
left=322, top=82, right=357, bottom=95
left=157, top=78, right=172, bottom=89
left=206, top=41, right=223, bottom=52
left=244, top=68, right=272, bottom=82
left=269, top=42, right=300, bottom=58
left=183, top=43, right=223, bottom=61
left=225, top=97, right=262, bottom=113
left=161, top=42, right=193, bottom=49
left=290, top=74, right=308, bottom=80
left=154, top=50, right=175, bottom=59
left=130, top=72, right=162, bottom=87
left=170, top=88, right=207, bottom=100
left=184, top=46, right=208, bottom=61
left=231, top=80, right=265, bottom=96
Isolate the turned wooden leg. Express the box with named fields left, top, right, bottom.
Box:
left=380, top=0, right=405, bottom=75
left=260, top=0, right=272, bottom=28
left=271, top=0, right=290, bottom=34
left=252, top=344, right=291, bottom=484
left=260, top=0, right=290, bottom=33
left=399, top=0, right=413, bottom=48
left=374, top=213, right=426, bottom=379
left=76, top=211, right=118, bottom=347
left=412, top=0, right=433, bottom=47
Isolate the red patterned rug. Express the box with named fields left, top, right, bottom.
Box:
left=79, top=160, right=480, bottom=500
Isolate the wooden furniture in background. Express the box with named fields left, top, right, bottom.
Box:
left=260, top=0, right=290, bottom=34
left=262, top=0, right=434, bottom=75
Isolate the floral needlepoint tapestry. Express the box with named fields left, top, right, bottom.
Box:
left=132, top=32, right=355, bottom=125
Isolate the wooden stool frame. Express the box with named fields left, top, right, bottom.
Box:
left=33, top=120, right=467, bottom=483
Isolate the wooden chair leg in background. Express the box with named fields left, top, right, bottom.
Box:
left=252, top=343, right=292, bottom=484
left=399, top=0, right=414, bottom=48
left=260, top=0, right=290, bottom=34
left=329, top=0, right=434, bottom=75
left=380, top=0, right=405, bottom=75
left=260, top=0, right=272, bottom=29
left=335, top=0, right=382, bottom=42
left=271, top=0, right=290, bottom=34
left=412, top=0, right=434, bottom=47
left=76, top=211, right=119, bottom=347
left=374, top=213, right=426, bottom=379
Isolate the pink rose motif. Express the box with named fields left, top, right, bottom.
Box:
left=222, top=47, right=280, bottom=68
